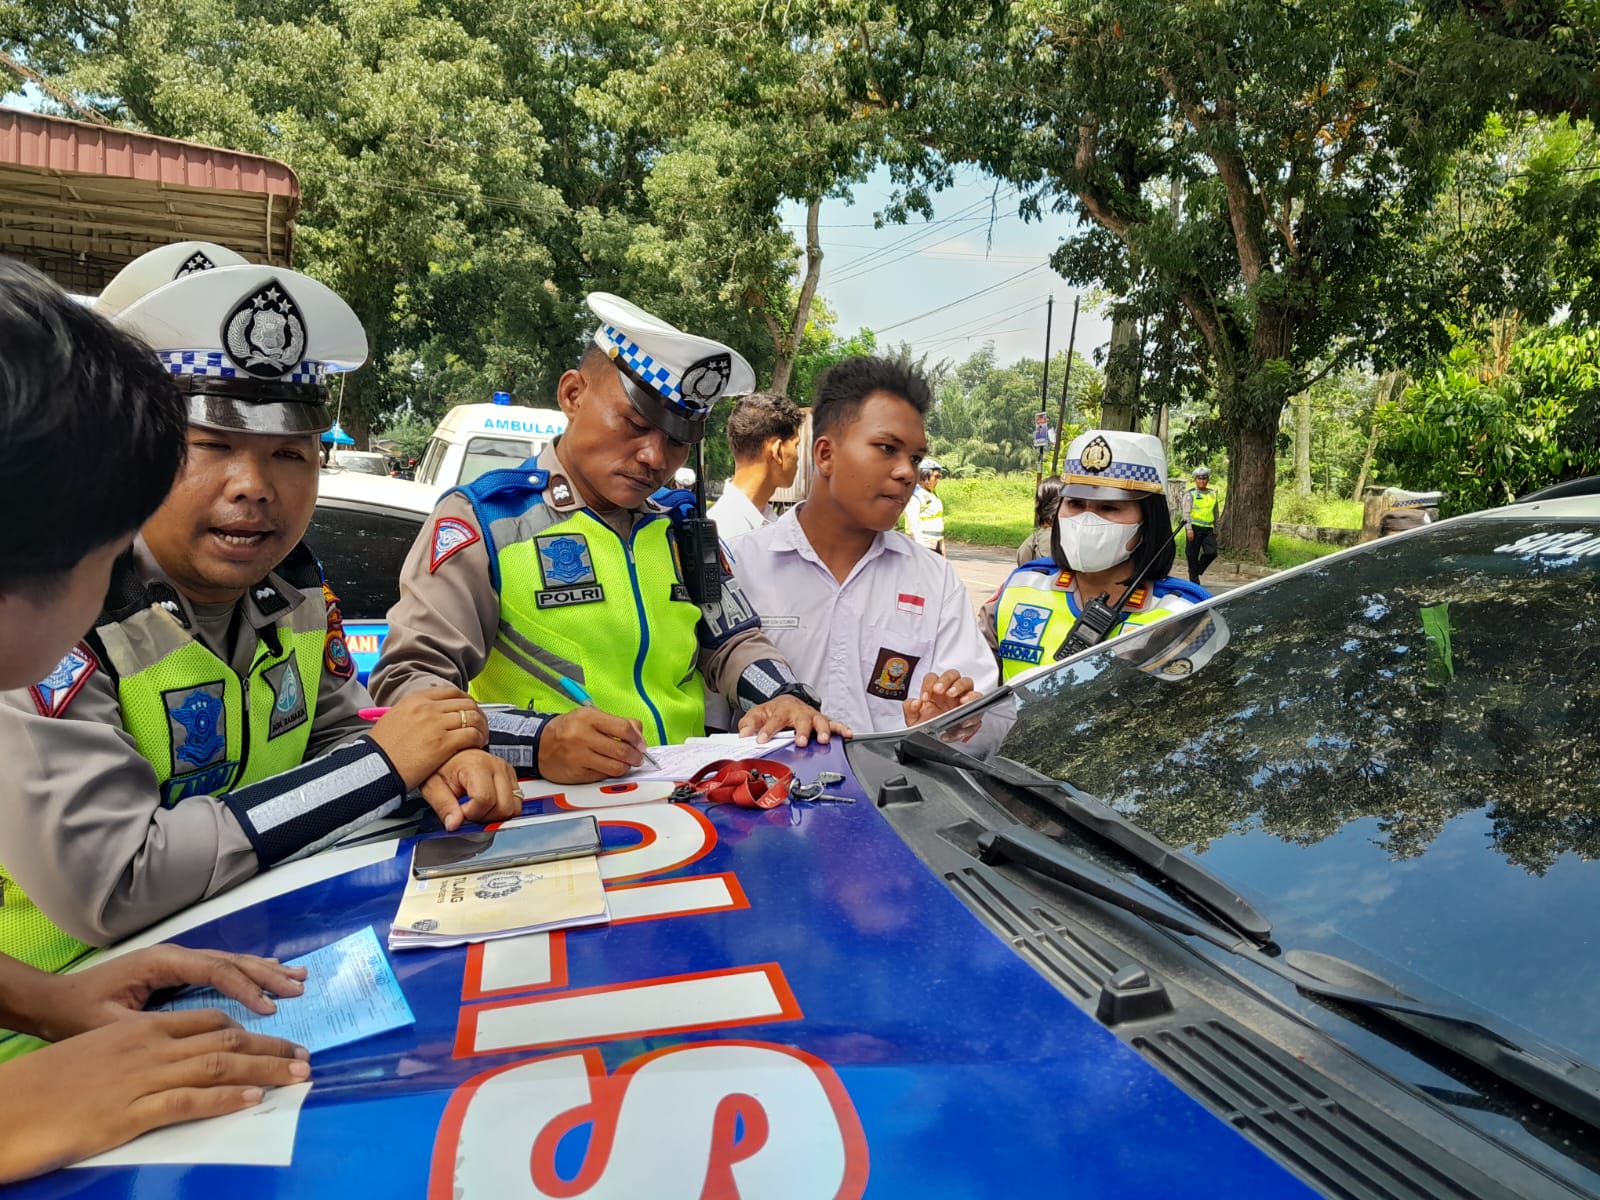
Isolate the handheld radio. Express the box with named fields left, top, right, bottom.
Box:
left=1054, top=521, right=1184, bottom=660
left=679, top=441, right=722, bottom=606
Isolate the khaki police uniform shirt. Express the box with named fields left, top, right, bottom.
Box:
left=0, top=540, right=374, bottom=946
left=370, top=442, right=787, bottom=710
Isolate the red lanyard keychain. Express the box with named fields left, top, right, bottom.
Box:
left=670, top=759, right=796, bottom=809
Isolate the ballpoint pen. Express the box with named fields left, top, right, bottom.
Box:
left=555, top=675, right=663, bottom=770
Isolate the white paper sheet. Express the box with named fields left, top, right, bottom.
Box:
left=622, top=732, right=794, bottom=782
left=69, top=1082, right=313, bottom=1169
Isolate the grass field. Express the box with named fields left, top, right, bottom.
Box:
left=937, top=475, right=1037, bottom=548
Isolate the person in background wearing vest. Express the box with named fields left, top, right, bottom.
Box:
left=0, top=245, right=522, bottom=982
left=722, top=358, right=996, bottom=732
left=1182, top=465, right=1221, bottom=583
left=903, top=459, right=946, bottom=555
left=982, top=430, right=1211, bottom=681
left=0, top=258, right=316, bottom=1181
left=371, top=294, right=842, bottom=781
left=707, top=391, right=804, bottom=537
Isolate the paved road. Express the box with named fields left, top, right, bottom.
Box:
left=946, top=540, right=1260, bottom=617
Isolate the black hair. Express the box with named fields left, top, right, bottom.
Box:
left=1034, top=475, right=1063, bottom=528
left=811, top=356, right=932, bottom=444
left=726, top=391, right=803, bottom=460
left=0, top=258, right=187, bottom=595
left=1050, top=493, right=1177, bottom=583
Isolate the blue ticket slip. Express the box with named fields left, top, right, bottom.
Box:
left=160, top=925, right=415, bottom=1054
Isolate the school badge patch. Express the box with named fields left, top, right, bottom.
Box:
left=865, top=647, right=922, bottom=701
left=29, top=644, right=97, bottom=718
left=535, top=533, right=603, bottom=609
left=429, top=517, right=480, bottom=573
left=264, top=656, right=309, bottom=739
left=998, top=603, right=1053, bottom=665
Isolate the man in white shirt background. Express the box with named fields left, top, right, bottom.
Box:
left=707, top=391, right=804, bottom=537
left=903, top=459, right=946, bottom=555
left=723, top=358, right=996, bottom=732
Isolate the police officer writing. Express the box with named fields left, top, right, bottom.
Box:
left=0, top=245, right=521, bottom=977
left=1182, top=465, right=1221, bottom=583
left=371, top=294, right=841, bottom=781
left=983, top=430, right=1210, bottom=681
left=0, top=258, right=314, bottom=1181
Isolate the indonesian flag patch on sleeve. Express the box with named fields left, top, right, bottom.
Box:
left=429, top=516, right=480, bottom=573
left=896, top=592, right=926, bottom=616
left=29, top=643, right=98, bottom=717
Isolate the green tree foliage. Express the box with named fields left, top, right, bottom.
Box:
left=927, top=343, right=1101, bottom=475
left=1377, top=325, right=1600, bottom=514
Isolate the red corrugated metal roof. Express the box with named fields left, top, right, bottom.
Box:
left=0, top=106, right=299, bottom=290
left=0, top=106, right=298, bottom=198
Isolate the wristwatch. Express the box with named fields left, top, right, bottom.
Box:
left=771, top=681, right=823, bottom=710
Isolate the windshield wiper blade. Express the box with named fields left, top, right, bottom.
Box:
left=899, top=730, right=1273, bottom=945
left=976, top=823, right=1600, bottom=1132
left=1284, top=950, right=1600, bottom=1132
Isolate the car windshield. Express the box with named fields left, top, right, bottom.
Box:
left=959, top=517, right=1600, bottom=1068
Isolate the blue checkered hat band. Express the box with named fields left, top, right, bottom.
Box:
left=159, top=351, right=325, bottom=385
left=600, top=324, right=687, bottom=405
left=1064, top=455, right=1163, bottom=490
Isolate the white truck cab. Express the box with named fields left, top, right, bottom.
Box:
left=412, top=401, right=569, bottom=491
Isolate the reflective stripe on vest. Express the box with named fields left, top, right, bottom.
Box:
left=469, top=507, right=703, bottom=746
left=1188, top=489, right=1218, bottom=527
left=917, top=489, right=945, bottom=534
left=992, top=569, right=1176, bottom=682
left=0, top=602, right=324, bottom=977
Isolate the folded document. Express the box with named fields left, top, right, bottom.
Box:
left=388, top=852, right=610, bottom=950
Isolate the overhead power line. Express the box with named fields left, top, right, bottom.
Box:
left=874, top=263, right=1051, bottom=335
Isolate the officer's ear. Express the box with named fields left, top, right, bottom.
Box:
left=555, top=367, right=587, bottom=417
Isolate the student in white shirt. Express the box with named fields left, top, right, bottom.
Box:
left=707, top=391, right=804, bottom=536
left=723, top=358, right=997, bottom=732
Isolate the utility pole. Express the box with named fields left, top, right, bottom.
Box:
left=1034, top=294, right=1054, bottom=487
left=1048, top=294, right=1081, bottom=475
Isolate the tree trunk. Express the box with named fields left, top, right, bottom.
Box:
left=1294, top=393, right=1312, bottom=497
left=1220, top=423, right=1277, bottom=559
left=768, top=197, right=824, bottom=397
left=1352, top=425, right=1379, bottom=501
left=1099, top=313, right=1140, bottom=430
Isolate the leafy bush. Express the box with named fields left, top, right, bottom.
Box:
left=1377, top=327, right=1600, bottom=515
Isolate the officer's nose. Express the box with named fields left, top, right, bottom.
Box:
left=635, top=431, right=668, bottom=472
left=224, top=450, right=275, bottom=503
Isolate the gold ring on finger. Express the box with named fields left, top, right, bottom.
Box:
left=458, top=709, right=470, bottom=729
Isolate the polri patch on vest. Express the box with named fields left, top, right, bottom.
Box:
left=163, top=681, right=229, bottom=777
left=429, top=516, right=480, bottom=573
left=263, top=655, right=309, bottom=739
left=29, top=643, right=98, bottom=718
left=865, top=647, right=922, bottom=701
left=998, top=602, right=1052, bottom=665
left=536, top=533, right=598, bottom=587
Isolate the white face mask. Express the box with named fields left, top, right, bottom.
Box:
left=1057, top=511, right=1139, bottom=573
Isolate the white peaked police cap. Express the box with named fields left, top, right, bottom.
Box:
left=587, top=292, right=755, bottom=445
left=111, top=264, right=369, bottom=437
left=93, top=241, right=251, bottom=319
left=1119, top=607, right=1232, bottom=683
left=1061, top=429, right=1169, bottom=501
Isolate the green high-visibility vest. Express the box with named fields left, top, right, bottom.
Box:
left=0, top=569, right=326, bottom=983
left=1188, top=488, right=1218, bottom=527
left=992, top=567, right=1183, bottom=682
left=464, top=488, right=703, bottom=746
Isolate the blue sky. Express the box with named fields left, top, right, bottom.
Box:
left=778, top=165, right=1113, bottom=373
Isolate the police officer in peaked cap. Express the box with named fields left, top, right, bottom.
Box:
left=0, top=248, right=522, bottom=973
left=371, top=292, right=845, bottom=780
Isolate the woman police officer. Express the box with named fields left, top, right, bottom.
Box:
left=981, top=430, right=1210, bottom=681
